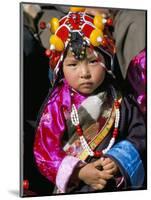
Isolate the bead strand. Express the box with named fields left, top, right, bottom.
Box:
left=71, top=104, right=79, bottom=126
left=71, top=104, right=94, bottom=156
left=102, top=99, right=120, bottom=154
left=70, top=89, right=121, bottom=158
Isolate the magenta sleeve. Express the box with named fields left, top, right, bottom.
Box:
left=33, top=96, right=67, bottom=183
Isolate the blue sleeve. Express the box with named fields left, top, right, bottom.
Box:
left=106, top=140, right=144, bottom=188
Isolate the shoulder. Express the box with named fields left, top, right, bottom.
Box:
left=120, top=94, right=144, bottom=122
left=121, top=94, right=139, bottom=109
left=36, top=83, right=65, bottom=124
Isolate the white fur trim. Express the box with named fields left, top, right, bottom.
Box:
left=81, top=95, right=104, bottom=121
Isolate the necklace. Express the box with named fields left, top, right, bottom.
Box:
left=70, top=87, right=120, bottom=158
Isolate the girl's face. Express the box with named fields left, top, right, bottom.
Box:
left=63, top=48, right=106, bottom=94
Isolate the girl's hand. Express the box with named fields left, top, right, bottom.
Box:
left=78, top=159, right=113, bottom=190
left=101, top=157, right=119, bottom=176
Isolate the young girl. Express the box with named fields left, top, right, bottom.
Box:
left=34, top=7, right=146, bottom=194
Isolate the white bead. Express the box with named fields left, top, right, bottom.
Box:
left=97, top=36, right=102, bottom=42
left=110, top=137, right=115, bottom=144
left=102, top=19, right=107, bottom=24
left=50, top=44, right=55, bottom=50
left=46, top=23, right=51, bottom=29
left=102, top=149, right=107, bottom=154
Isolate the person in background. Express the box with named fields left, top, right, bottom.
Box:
left=22, top=4, right=51, bottom=196
left=86, top=8, right=146, bottom=116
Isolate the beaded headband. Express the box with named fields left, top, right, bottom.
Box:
left=40, top=7, right=115, bottom=81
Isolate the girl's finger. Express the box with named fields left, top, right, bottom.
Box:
left=98, top=170, right=114, bottom=180
left=103, top=162, right=115, bottom=170
left=104, top=166, right=119, bottom=175
left=98, top=178, right=107, bottom=186
left=101, top=157, right=113, bottom=166
left=91, top=183, right=106, bottom=190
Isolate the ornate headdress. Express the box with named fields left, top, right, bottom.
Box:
left=40, top=7, right=115, bottom=82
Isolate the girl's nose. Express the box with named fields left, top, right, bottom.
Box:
left=80, top=64, right=91, bottom=79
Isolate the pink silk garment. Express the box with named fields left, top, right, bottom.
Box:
left=33, top=79, right=87, bottom=184
left=127, top=49, right=146, bottom=114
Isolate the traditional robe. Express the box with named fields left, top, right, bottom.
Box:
left=34, top=78, right=146, bottom=193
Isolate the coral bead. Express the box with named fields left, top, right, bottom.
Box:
left=90, top=29, right=103, bottom=47
left=50, top=17, right=59, bottom=34
left=107, top=18, right=113, bottom=26
left=23, top=179, right=29, bottom=190
left=114, top=100, right=120, bottom=108
left=94, top=151, right=102, bottom=158
left=113, top=128, right=118, bottom=137
left=75, top=125, right=81, bottom=129
left=49, top=35, right=64, bottom=51
left=45, top=49, right=52, bottom=57
left=76, top=128, right=83, bottom=136
left=70, top=7, right=86, bottom=12
left=94, top=15, right=104, bottom=30
left=39, top=21, right=46, bottom=29
left=50, top=53, right=60, bottom=69
left=101, top=38, right=108, bottom=47
left=113, top=128, right=118, bottom=133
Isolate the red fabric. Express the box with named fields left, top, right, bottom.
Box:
left=84, top=15, right=93, bottom=23
left=82, top=24, right=94, bottom=38
left=59, top=16, right=67, bottom=25
left=57, top=26, right=69, bottom=42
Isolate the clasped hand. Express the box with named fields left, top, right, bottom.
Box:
left=78, top=157, right=118, bottom=190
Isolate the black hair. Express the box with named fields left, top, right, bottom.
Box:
left=95, top=46, right=113, bottom=71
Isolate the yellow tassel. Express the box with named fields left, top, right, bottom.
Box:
left=49, top=35, right=64, bottom=51
left=70, top=7, right=85, bottom=12
left=90, top=29, right=103, bottom=47
left=93, top=15, right=105, bottom=30
left=49, top=17, right=59, bottom=34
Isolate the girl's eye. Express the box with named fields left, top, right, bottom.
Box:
left=67, top=63, right=77, bottom=67
left=89, top=60, right=98, bottom=64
